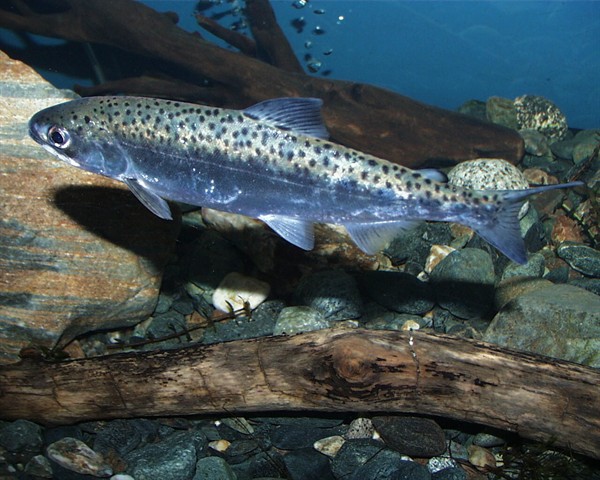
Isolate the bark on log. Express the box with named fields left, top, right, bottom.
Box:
left=0, top=0, right=524, bottom=167
left=0, top=329, right=598, bottom=459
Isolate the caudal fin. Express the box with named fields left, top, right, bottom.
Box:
left=472, top=181, right=583, bottom=264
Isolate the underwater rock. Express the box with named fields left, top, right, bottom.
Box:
left=46, top=437, right=112, bottom=477
left=193, top=456, right=237, bottom=480
left=485, top=283, right=600, bottom=367
left=0, top=51, right=178, bottom=363
left=486, top=96, right=519, bottom=130
left=273, top=306, right=330, bottom=335
left=557, top=242, right=600, bottom=277
left=212, top=272, right=271, bottom=313
left=124, top=430, right=205, bottom=480
left=429, top=249, right=496, bottom=320
left=519, top=128, right=551, bottom=156
left=448, top=158, right=530, bottom=218
left=294, top=270, right=363, bottom=321
left=514, top=94, right=568, bottom=141
left=372, top=416, right=446, bottom=457
left=359, top=271, right=434, bottom=315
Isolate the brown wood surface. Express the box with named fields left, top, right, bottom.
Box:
left=0, top=329, right=598, bottom=459
left=0, top=0, right=524, bottom=168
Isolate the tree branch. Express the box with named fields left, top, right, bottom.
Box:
left=0, top=329, right=598, bottom=459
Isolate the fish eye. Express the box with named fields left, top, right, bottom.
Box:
left=47, top=126, right=71, bottom=149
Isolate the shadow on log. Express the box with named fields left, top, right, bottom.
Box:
left=1, top=329, right=598, bottom=459
left=0, top=0, right=524, bottom=168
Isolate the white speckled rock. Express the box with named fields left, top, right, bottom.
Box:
left=514, top=94, right=568, bottom=141
left=448, top=158, right=530, bottom=218
left=212, top=272, right=270, bottom=313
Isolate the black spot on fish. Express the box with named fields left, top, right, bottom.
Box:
left=168, top=113, right=174, bottom=119
left=196, top=108, right=203, bottom=114
left=233, top=131, right=240, bottom=139
left=406, top=181, right=413, bottom=189
left=415, top=183, right=422, bottom=190
left=385, top=181, right=392, bottom=188
left=373, top=175, right=380, bottom=183
left=240, top=127, right=248, bottom=136
left=368, top=159, right=377, bottom=167
left=382, top=165, right=389, bottom=174
left=321, top=155, right=328, bottom=165
left=314, top=146, right=322, bottom=154
left=287, top=151, right=295, bottom=161
left=299, top=150, right=306, bottom=158
left=72, top=114, right=78, bottom=120
left=174, top=102, right=180, bottom=107
left=245, top=140, right=252, bottom=147
left=361, top=171, right=368, bottom=180
left=84, top=115, right=91, bottom=124
left=165, top=125, right=171, bottom=133
left=425, top=190, right=432, bottom=198
left=208, top=123, right=216, bottom=131
left=199, top=115, right=205, bottom=122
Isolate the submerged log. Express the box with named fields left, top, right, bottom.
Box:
left=0, top=0, right=524, bottom=167
left=0, top=329, right=598, bottom=459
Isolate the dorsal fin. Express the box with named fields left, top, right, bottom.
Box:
left=243, top=97, right=329, bottom=139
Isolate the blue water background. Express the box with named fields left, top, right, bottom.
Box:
left=2, top=1, right=598, bottom=129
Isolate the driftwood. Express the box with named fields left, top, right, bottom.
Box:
left=0, top=329, right=598, bottom=459
left=0, top=0, right=524, bottom=167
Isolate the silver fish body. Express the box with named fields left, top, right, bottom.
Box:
left=29, top=96, right=582, bottom=263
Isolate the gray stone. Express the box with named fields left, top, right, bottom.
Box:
left=271, top=424, right=342, bottom=450
left=372, top=416, right=446, bottom=457
left=0, top=52, right=178, bottom=363
left=385, top=223, right=452, bottom=267
left=193, top=456, right=237, bottom=480
left=93, top=419, right=145, bottom=456
left=364, top=312, right=426, bottom=331
left=501, top=252, right=545, bottom=281
left=229, top=449, right=285, bottom=480
left=432, top=467, right=467, bottom=480
left=430, top=249, right=496, bottom=319
left=24, top=454, right=53, bottom=478
left=124, top=430, right=206, bottom=480
left=472, top=432, right=505, bottom=448
left=282, top=448, right=335, bottom=480
left=350, top=451, right=430, bottom=480
left=569, top=278, right=600, bottom=296
left=359, top=272, right=434, bottom=315
left=550, top=138, right=576, bottom=161
left=486, top=96, right=519, bottom=130
left=0, top=419, right=43, bottom=452
left=457, top=99, right=487, bottom=121
left=557, top=242, right=600, bottom=277
left=273, top=306, right=330, bottom=335
left=485, top=284, right=600, bottom=366
left=294, top=270, right=362, bottom=321
left=331, top=439, right=387, bottom=479
left=519, top=129, right=550, bottom=156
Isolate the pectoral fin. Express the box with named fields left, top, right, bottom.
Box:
left=259, top=214, right=315, bottom=250
left=345, top=220, right=420, bottom=255
left=124, top=178, right=172, bottom=220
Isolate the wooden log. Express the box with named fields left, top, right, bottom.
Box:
left=0, top=329, right=598, bottom=459
left=0, top=0, right=524, bottom=167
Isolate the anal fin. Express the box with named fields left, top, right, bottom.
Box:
left=345, top=220, right=420, bottom=255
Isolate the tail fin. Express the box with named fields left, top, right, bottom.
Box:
left=472, top=181, right=583, bottom=264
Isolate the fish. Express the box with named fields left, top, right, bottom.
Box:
left=28, top=96, right=583, bottom=264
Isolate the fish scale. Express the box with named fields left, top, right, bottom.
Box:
left=29, top=96, right=583, bottom=264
